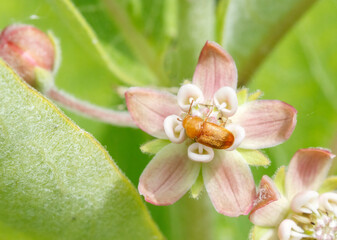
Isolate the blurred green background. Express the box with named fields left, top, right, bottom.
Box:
left=0, top=0, right=336, bottom=239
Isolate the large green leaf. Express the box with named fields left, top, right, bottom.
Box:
left=224, top=0, right=317, bottom=85
left=0, top=59, right=163, bottom=239
left=0, top=1, right=169, bottom=236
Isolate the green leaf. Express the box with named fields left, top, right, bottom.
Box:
left=237, top=149, right=270, bottom=166
left=0, top=60, right=163, bottom=239
left=48, top=0, right=157, bottom=86
left=101, top=0, right=170, bottom=86
left=224, top=0, right=317, bottom=85
left=140, top=139, right=171, bottom=155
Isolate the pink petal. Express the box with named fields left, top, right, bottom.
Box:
left=249, top=176, right=289, bottom=227
left=231, top=100, right=297, bottom=149
left=192, top=41, right=238, bottom=100
left=203, top=150, right=256, bottom=217
left=125, top=87, right=180, bottom=138
left=138, top=143, right=200, bottom=205
left=286, top=148, right=335, bottom=199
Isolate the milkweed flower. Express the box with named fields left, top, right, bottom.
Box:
left=125, top=41, right=297, bottom=216
left=250, top=148, right=336, bottom=239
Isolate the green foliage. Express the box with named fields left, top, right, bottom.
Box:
left=225, top=0, right=317, bottom=86
left=0, top=60, right=163, bottom=239
left=249, top=0, right=337, bottom=176
left=49, top=0, right=158, bottom=86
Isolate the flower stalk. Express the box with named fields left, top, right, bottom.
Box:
left=46, top=87, right=135, bottom=127
left=169, top=194, right=215, bottom=240
left=35, top=68, right=135, bottom=127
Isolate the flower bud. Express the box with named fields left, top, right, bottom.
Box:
left=0, top=24, right=55, bottom=87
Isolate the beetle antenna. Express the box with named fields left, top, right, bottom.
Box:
left=205, top=106, right=214, bottom=122
left=207, top=107, right=213, bottom=117
left=188, top=100, right=194, bottom=115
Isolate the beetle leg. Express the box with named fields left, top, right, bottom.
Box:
left=220, top=117, right=228, bottom=127
left=220, top=120, right=226, bottom=127
left=199, top=103, right=213, bottom=108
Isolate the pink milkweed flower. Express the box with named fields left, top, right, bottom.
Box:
left=125, top=41, right=297, bottom=217
left=250, top=148, right=336, bottom=240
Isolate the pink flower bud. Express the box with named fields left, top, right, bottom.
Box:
left=0, top=24, right=55, bottom=86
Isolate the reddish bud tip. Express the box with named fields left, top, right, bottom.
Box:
left=0, top=24, right=55, bottom=86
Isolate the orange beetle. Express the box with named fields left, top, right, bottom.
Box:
left=182, top=103, right=234, bottom=149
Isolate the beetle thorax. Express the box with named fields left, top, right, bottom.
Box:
left=182, top=115, right=203, bottom=139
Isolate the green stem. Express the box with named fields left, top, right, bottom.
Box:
left=103, top=0, right=170, bottom=86
left=235, top=0, right=317, bottom=87
left=35, top=68, right=136, bottom=127
left=215, top=0, right=229, bottom=44
left=46, top=87, right=136, bottom=127
left=169, top=194, right=215, bottom=240
left=174, top=0, right=215, bottom=83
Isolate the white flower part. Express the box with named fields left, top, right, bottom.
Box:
left=278, top=219, right=308, bottom=240
left=213, top=86, right=238, bottom=117
left=225, top=124, right=245, bottom=151
left=291, top=191, right=319, bottom=215
left=187, top=143, right=214, bottom=162
left=191, top=108, right=203, bottom=117
left=164, top=115, right=186, bottom=143
left=177, top=84, right=204, bottom=112
left=319, top=192, right=337, bottom=216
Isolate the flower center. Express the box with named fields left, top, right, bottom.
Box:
left=184, top=102, right=229, bottom=126
left=291, top=209, right=337, bottom=239
left=278, top=192, right=337, bottom=240
left=163, top=83, right=246, bottom=162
